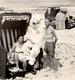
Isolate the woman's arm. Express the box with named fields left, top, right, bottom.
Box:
left=10, top=43, right=16, bottom=53
left=8, top=43, right=16, bottom=60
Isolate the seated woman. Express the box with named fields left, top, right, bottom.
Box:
left=9, top=35, right=27, bottom=71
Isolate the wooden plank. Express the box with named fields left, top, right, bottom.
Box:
left=1, top=29, right=7, bottom=50
left=14, top=29, right=17, bottom=42
left=0, top=45, right=6, bottom=79
left=6, top=29, right=11, bottom=50
left=10, top=29, right=15, bottom=46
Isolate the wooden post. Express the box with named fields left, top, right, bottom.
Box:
left=0, top=45, right=6, bottom=79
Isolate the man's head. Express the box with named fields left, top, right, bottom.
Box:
left=45, top=19, right=50, bottom=27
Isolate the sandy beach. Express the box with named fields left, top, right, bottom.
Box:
left=7, top=28, right=75, bottom=80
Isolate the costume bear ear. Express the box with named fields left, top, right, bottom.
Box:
left=32, top=18, right=42, bottom=25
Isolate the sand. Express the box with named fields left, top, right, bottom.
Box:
left=8, top=28, right=75, bottom=80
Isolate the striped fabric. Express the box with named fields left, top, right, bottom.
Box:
left=0, top=13, right=31, bottom=52
left=0, top=29, right=21, bottom=52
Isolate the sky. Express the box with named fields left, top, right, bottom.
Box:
left=0, top=0, right=75, bottom=10
left=0, top=0, right=75, bottom=16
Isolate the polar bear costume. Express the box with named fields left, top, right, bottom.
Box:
left=22, top=14, right=46, bottom=65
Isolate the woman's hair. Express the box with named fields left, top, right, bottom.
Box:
left=16, top=34, right=24, bottom=41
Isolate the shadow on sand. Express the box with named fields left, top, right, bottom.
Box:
left=43, top=56, right=62, bottom=71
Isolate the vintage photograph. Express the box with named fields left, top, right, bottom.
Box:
left=0, top=0, right=75, bottom=80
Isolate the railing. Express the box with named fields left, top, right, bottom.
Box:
left=0, top=29, right=21, bottom=52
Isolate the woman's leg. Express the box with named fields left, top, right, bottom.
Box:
left=22, top=59, right=27, bottom=71
left=18, top=54, right=27, bottom=71
left=14, top=53, right=19, bottom=68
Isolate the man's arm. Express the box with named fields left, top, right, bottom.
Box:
left=51, top=27, right=58, bottom=43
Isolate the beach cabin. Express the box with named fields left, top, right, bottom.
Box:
left=0, top=12, right=31, bottom=79
left=45, top=7, right=67, bottom=29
